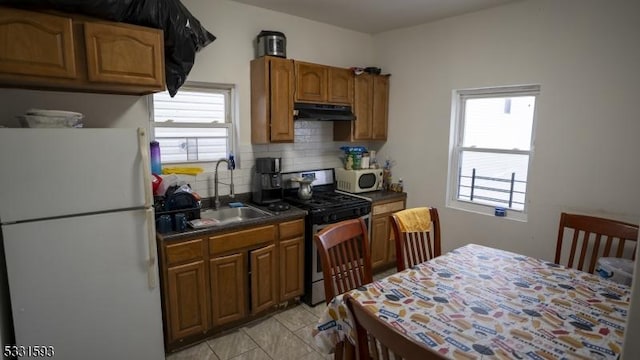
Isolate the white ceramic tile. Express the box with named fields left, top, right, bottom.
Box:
left=207, top=330, right=259, bottom=360
left=165, top=342, right=219, bottom=360
left=273, top=305, right=319, bottom=331
left=298, top=351, right=331, bottom=360
left=243, top=317, right=314, bottom=360
left=301, top=302, right=328, bottom=319
left=228, top=348, right=271, bottom=360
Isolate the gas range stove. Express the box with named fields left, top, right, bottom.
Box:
left=281, top=168, right=372, bottom=306
left=282, top=169, right=371, bottom=225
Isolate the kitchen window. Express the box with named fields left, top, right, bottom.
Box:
left=447, top=85, right=539, bottom=220
left=150, top=82, right=235, bottom=163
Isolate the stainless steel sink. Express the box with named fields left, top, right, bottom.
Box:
left=199, top=206, right=271, bottom=225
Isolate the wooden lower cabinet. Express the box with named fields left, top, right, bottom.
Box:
left=160, top=218, right=305, bottom=352
left=370, top=197, right=406, bottom=272
left=166, top=261, right=209, bottom=341
left=279, top=236, right=304, bottom=301
left=210, top=253, right=247, bottom=326
left=250, top=244, right=277, bottom=314
left=371, top=215, right=390, bottom=269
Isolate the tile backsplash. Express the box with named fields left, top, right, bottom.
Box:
left=164, top=120, right=376, bottom=198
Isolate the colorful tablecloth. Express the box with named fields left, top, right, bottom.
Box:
left=313, top=244, right=631, bottom=359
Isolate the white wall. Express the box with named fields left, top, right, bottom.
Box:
left=373, top=0, right=640, bottom=260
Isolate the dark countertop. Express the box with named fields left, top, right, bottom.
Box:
left=157, top=201, right=307, bottom=242
left=157, top=191, right=406, bottom=242
left=359, top=190, right=407, bottom=203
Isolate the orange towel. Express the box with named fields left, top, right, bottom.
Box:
left=395, top=207, right=432, bottom=232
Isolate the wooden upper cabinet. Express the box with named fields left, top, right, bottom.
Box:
left=371, top=75, right=390, bottom=140
left=295, top=61, right=327, bottom=103
left=294, top=61, right=353, bottom=105
left=270, top=58, right=295, bottom=142
left=334, top=73, right=390, bottom=142
left=353, top=74, right=374, bottom=140
left=0, top=6, right=165, bottom=95
left=0, top=8, right=76, bottom=79
left=328, top=67, right=354, bottom=105
left=84, top=22, right=164, bottom=87
left=251, top=56, right=295, bottom=144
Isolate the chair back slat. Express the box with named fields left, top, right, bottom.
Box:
left=603, top=237, right=614, bottom=257
left=554, top=212, right=638, bottom=273
left=345, top=294, right=446, bottom=360
left=314, top=218, right=372, bottom=304
left=391, top=207, right=442, bottom=271
left=588, top=234, right=603, bottom=273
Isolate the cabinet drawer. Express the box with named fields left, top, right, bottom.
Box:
left=279, top=219, right=304, bottom=239
left=372, top=200, right=405, bottom=216
left=165, top=238, right=205, bottom=266
left=210, top=225, right=276, bottom=254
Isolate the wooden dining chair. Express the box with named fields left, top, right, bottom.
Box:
left=345, top=294, right=445, bottom=360
left=390, top=207, right=441, bottom=271
left=314, top=218, right=373, bottom=303
left=554, top=212, right=638, bottom=273
left=315, top=218, right=372, bottom=360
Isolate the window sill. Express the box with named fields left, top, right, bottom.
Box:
left=446, top=199, right=528, bottom=222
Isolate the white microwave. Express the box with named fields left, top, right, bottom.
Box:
left=335, top=168, right=383, bottom=193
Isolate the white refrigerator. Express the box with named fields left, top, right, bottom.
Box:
left=0, top=128, right=164, bottom=360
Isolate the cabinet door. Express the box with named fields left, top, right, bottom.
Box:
left=84, top=22, right=164, bottom=88
left=250, top=244, right=277, bottom=314
left=210, top=253, right=247, bottom=326
left=279, top=237, right=304, bottom=301
left=328, top=67, right=354, bottom=105
left=370, top=215, right=390, bottom=269
left=353, top=74, right=373, bottom=140
left=167, top=261, right=209, bottom=341
left=0, top=8, right=76, bottom=79
left=270, top=57, right=295, bottom=142
left=372, top=75, right=390, bottom=140
left=295, top=62, right=327, bottom=102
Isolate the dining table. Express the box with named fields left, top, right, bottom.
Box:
left=313, top=244, right=631, bottom=359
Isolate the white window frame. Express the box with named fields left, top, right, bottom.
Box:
left=446, top=84, right=540, bottom=222
left=149, top=81, right=237, bottom=164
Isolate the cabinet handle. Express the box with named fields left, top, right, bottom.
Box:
left=138, top=128, right=153, bottom=208
left=146, top=208, right=157, bottom=289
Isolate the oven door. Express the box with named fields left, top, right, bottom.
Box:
left=311, top=214, right=371, bottom=305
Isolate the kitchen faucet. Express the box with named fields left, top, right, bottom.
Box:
left=214, top=158, right=235, bottom=209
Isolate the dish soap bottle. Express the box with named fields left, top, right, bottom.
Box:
left=228, top=152, right=236, bottom=170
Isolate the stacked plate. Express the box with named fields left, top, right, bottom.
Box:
left=18, top=109, right=84, bottom=128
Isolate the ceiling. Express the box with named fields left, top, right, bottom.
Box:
left=229, top=0, right=520, bottom=34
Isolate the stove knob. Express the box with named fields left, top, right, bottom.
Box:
left=330, top=214, right=337, bottom=221
left=322, top=215, right=330, bottom=223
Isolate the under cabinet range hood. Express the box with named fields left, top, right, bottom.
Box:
left=294, top=103, right=356, bottom=121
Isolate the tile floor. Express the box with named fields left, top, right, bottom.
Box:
left=166, top=268, right=397, bottom=360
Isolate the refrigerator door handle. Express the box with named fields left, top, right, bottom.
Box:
left=138, top=128, right=153, bottom=208
left=145, top=208, right=158, bottom=289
